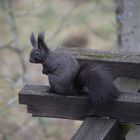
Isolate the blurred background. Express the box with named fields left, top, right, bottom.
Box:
left=0, top=0, right=139, bottom=140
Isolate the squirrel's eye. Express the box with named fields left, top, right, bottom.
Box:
left=35, top=51, right=40, bottom=56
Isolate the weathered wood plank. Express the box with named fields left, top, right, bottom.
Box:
left=56, top=48, right=140, bottom=63
left=56, top=48, right=140, bottom=79
left=19, top=85, right=140, bottom=124
left=71, top=117, right=124, bottom=140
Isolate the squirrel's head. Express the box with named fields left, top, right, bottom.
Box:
left=29, top=32, right=49, bottom=64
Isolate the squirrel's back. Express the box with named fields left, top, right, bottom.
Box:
left=45, top=51, right=80, bottom=75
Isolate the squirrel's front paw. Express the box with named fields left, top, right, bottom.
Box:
left=42, top=69, right=46, bottom=74
left=47, top=87, right=54, bottom=93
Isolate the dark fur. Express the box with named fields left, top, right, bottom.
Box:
left=29, top=32, right=120, bottom=105
left=76, top=63, right=120, bottom=105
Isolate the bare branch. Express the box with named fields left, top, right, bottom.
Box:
left=37, top=118, right=48, bottom=139
left=47, top=3, right=79, bottom=43
left=14, top=1, right=51, bottom=18
left=2, top=0, right=27, bottom=85
left=0, top=41, right=23, bottom=53
left=0, top=40, right=13, bottom=49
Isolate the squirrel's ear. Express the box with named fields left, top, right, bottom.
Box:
left=30, top=32, right=37, bottom=47
left=38, top=32, right=49, bottom=52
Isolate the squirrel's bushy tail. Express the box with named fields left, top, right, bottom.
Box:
left=76, top=63, right=120, bottom=105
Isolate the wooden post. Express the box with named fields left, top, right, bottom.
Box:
left=71, top=118, right=124, bottom=140
left=116, top=0, right=140, bottom=52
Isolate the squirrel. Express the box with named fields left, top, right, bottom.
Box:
left=29, top=32, right=120, bottom=105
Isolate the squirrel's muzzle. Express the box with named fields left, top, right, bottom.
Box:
left=29, top=58, right=34, bottom=63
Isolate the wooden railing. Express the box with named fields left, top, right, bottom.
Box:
left=19, top=48, right=140, bottom=140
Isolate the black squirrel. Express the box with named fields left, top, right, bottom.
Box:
left=29, top=32, right=120, bottom=105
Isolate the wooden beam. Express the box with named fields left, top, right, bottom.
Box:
left=56, top=48, right=140, bottom=79
left=19, top=85, right=140, bottom=124
left=56, top=48, right=140, bottom=63
left=71, top=117, right=124, bottom=140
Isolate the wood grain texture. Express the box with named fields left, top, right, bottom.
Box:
left=71, top=117, right=124, bottom=140
left=56, top=48, right=140, bottom=79
left=19, top=85, right=140, bottom=124
left=56, top=48, right=140, bottom=63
